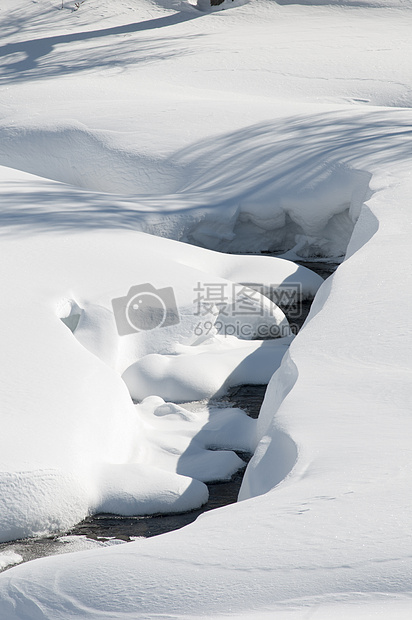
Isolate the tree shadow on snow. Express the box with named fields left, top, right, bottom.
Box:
left=0, top=111, right=412, bottom=239
left=0, top=10, right=202, bottom=84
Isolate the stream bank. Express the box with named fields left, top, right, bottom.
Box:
left=0, top=260, right=338, bottom=571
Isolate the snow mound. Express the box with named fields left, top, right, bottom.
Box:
left=0, top=112, right=382, bottom=258
left=0, top=124, right=183, bottom=194
left=2, top=0, right=412, bottom=615
left=123, top=337, right=292, bottom=402
left=0, top=551, right=23, bottom=572
left=3, top=164, right=410, bottom=618
left=95, top=463, right=208, bottom=516
left=0, top=186, right=321, bottom=541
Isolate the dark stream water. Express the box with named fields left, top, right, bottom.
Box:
left=0, top=260, right=338, bottom=572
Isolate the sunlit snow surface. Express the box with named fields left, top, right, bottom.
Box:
left=0, top=0, right=412, bottom=618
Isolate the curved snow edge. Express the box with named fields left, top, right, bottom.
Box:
left=239, top=202, right=380, bottom=501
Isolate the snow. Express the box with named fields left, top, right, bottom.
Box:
left=0, top=553, right=22, bottom=572
left=0, top=0, right=412, bottom=618
left=0, top=180, right=315, bottom=541
left=0, top=534, right=135, bottom=576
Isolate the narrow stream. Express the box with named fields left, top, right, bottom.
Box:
left=0, top=260, right=338, bottom=572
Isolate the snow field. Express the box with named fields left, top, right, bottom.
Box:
left=0, top=0, right=412, bottom=618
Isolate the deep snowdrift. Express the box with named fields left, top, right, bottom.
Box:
left=0, top=0, right=412, bottom=618
left=2, top=143, right=410, bottom=619
left=0, top=117, right=373, bottom=255
left=0, top=194, right=322, bottom=542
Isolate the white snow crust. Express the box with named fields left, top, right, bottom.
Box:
left=0, top=0, right=412, bottom=618
left=0, top=553, right=23, bottom=572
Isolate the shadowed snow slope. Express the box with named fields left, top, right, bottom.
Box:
left=0, top=0, right=412, bottom=618
left=4, top=112, right=412, bottom=255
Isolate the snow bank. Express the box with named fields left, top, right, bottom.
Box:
left=3, top=0, right=409, bottom=260
left=7, top=109, right=412, bottom=260
left=1, top=0, right=412, bottom=617
left=2, top=159, right=410, bottom=619
left=0, top=552, right=22, bottom=572
left=123, top=337, right=292, bottom=402
left=0, top=164, right=323, bottom=541
left=0, top=118, right=372, bottom=257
